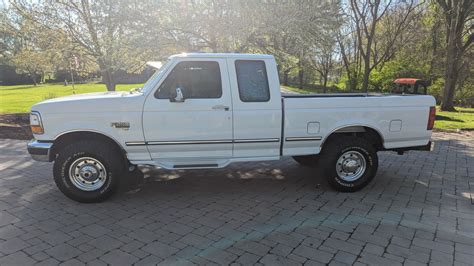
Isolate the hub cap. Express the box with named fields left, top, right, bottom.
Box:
left=336, top=151, right=366, bottom=182
left=69, top=157, right=107, bottom=191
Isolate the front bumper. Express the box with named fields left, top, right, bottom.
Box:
left=27, top=139, right=53, bottom=162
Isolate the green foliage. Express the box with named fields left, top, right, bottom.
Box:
left=338, top=68, right=363, bottom=91
left=429, top=78, right=444, bottom=104
left=281, top=86, right=312, bottom=94
left=370, top=59, right=430, bottom=92
left=11, top=49, right=48, bottom=84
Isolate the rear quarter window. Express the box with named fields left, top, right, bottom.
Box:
left=235, top=60, right=270, bottom=102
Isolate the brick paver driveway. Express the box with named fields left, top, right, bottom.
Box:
left=0, top=132, right=473, bottom=266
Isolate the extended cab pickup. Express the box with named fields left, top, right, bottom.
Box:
left=28, top=53, right=436, bottom=202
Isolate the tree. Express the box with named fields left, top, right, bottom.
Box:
left=2, top=0, right=470, bottom=105
left=155, top=0, right=241, bottom=53
left=12, top=0, right=150, bottom=91
left=348, top=0, right=418, bottom=92
left=436, top=0, right=473, bottom=111
left=238, top=0, right=341, bottom=89
left=337, top=18, right=362, bottom=91
left=11, top=49, right=46, bottom=85
left=1, top=8, right=63, bottom=85
left=301, top=0, right=341, bottom=90
left=309, top=31, right=337, bottom=91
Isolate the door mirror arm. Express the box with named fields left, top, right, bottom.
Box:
left=170, top=87, right=185, bottom=102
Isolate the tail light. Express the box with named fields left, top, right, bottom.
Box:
left=427, top=106, right=436, bottom=130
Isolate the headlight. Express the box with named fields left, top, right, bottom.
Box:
left=30, top=112, right=44, bottom=134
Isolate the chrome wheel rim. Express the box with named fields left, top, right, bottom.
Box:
left=336, top=151, right=366, bottom=182
left=69, top=157, right=107, bottom=191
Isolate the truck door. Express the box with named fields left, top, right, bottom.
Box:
left=227, top=58, right=282, bottom=157
left=142, top=58, right=233, bottom=161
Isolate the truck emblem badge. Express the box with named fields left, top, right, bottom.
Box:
left=111, top=122, right=130, bottom=130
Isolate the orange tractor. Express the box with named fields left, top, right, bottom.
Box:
left=392, top=78, right=428, bottom=95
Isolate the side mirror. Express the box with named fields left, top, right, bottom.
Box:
left=170, top=87, right=185, bottom=102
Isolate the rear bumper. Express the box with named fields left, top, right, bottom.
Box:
left=27, top=139, right=53, bottom=162
left=416, top=141, right=432, bottom=151
left=389, top=141, right=432, bottom=155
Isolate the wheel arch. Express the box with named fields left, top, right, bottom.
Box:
left=50, top=130, right=127, bottom=162
left=321, top=125, right=384, bottom=151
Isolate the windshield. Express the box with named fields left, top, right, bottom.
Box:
left=141, top=59, right=172, bottom=94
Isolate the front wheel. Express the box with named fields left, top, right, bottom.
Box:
left=53, top=141, right=124, bottom=203
left=319, top=136, right=378, bottom=192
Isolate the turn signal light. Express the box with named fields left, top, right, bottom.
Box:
left=427, top=106, right=436, bottom=130
left=31, top=125, right=44, bottom=134
left=30, top=112, right=44, bottom=134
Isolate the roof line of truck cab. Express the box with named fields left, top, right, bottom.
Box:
left=169, top=53, right=274, bottom=59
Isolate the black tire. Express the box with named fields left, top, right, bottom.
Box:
left=53, top=140, right=124, bottom=203
left=292, top=155, right=319, bottom=167
left=319, top=136, right=378, bottom=192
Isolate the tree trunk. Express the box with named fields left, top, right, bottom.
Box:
left=347, top=78, right=356, bottom=92
left=436, top=0, right=473, bottom=111
left=441, top=77, right=457, bottom=111
left=440, top=46, right=458, bottom=111
left=31, top=75, right=37, bottom=86
left=361, top=58, right=370, bottom=93
left=105, top=80, right=116, bottom=91
left=99, top=62, right=116, bottom=91
left=322, top=74, right=328, bottom=93
left=298, top=58, right=304, bottom=90
left=440, top=28, right=460, bottom=111
left=283, top=70, right=289, bottom=86
left=102, top=73, right=116, bottom=91
left=298, top=69, right=304, bottom=89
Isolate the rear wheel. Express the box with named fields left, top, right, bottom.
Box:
left=53, top=140, right=124, bottom=203
left=319, top=136, right=378, bottom=192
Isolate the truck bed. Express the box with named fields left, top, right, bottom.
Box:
left=282, top=93, right=422, bottom=98
left=281, top=94, right=435, bottom=156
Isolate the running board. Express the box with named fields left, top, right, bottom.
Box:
left=172, top=164, right=219, bottom=169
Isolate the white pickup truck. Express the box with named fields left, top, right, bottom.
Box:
left=28, top=53, right=436, bottom=202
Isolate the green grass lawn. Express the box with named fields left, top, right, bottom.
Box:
left=435, top=107, right=474, bottom=130
left=0, top=83, right=142, bottom=113
left=1, top=83, right=472, bottom=130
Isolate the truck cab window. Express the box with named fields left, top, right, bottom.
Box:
left=155, top=61, right=222, bottom=99
left=235, top=60, right=270, bottom=102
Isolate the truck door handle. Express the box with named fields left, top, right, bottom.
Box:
left=212, top=105, right=230, bottom=111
